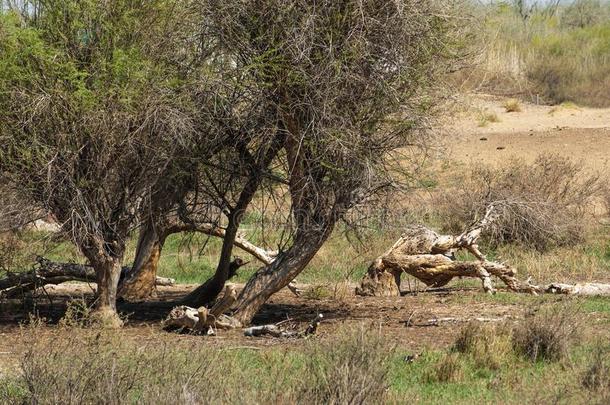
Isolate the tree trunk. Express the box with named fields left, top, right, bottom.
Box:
left=91, top=257, right=124, bottom=328
left=118, top=220, right=167, bottom=302
left=232, top=228, right=333, bottom=325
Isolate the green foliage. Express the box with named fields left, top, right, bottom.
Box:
left=463, top=2, right=610, bottom=106
left=0, top=1, right=199, bottom=254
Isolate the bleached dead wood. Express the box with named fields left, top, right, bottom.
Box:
left=407, top=316, right=512, bottom=327
left=356, top=204, right=610, bottom=298
left=544, top=283, right=610, bottom=296
left=164, top=284, right=241, bottom=334
left=357, top=204, right=538, bottom=297
left=243, top=314, right=323, bottom=338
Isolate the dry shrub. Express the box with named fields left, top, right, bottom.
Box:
left=15, top=331, right=230, bottom=404
left=503, top=98, right=522, bottom=112
left=435, top=155, right=601, bottom=251
left=2, top=325, right=392, bottom=404
left=512, top=305, right=581, bottom=362
left=425, top=353, right=464, bottom=383
left=301, top=326, right=392, bottom=404
left=453, top=322, right=513, bottom=370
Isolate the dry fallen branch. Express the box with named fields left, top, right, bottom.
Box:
left=406, top=316, right=513, bottom=327
left=243, top=314, right=324, bottom=338
left=0, top=257, right=174, bottom=299
left=357, top=203, right=610, bottom=298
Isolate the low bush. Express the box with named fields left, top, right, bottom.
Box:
left=434, top=155, right=602, bottom=251
left=512, top=305, right=581, bottom=362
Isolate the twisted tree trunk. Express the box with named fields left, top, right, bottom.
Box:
left=231, top=227, right=334, bottom=326
left=118, top=219, right=167, bottom=301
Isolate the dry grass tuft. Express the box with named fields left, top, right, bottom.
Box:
left=582, top=347, right=610, bottom=396
left=477, top=110, right=500, bottom=127
left=301, top=326, right=392, bottom=404
left=426, top=353, right=464, bottom=383
left=0, top=324, right=393, bottom=404
left=512, top=305, right=581, bottom=362
left=503, top=99, right=522, bottom=112
left=434, top=154, right=602, bottom=251
left=453, top=322, right=513, bottom=370
left=303, top=285, right=332, bottom=300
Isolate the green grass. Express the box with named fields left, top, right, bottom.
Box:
left=3, top=321, right=609, bottom=404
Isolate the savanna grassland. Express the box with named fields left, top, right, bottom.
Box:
left=1, top=1, right=610, bottom=404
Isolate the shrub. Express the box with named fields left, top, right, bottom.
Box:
left=512, top=305, right=581, bottom=362
left=434, top=154, right=602, bottom=251
left=301, top=327, right=392, bottom=404
left=503, top=98, right=522, bottom=112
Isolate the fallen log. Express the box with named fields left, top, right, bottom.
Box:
left=356, top=203, right=610, bottom=297
left=0, top=257, right=174, bottom=299
left=544, top=283, right=610, bottom=296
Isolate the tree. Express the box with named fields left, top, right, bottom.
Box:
left=190, top=0, right=465, bottom=324
left=0, top=0, right=202, bottom=325
left=562, top=0, right=606, bottom=28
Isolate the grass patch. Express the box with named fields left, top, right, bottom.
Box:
left=477, top=110, right=500, bottom=127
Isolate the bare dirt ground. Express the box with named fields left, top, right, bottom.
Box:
left=448, top=94, right=610, bottom=173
